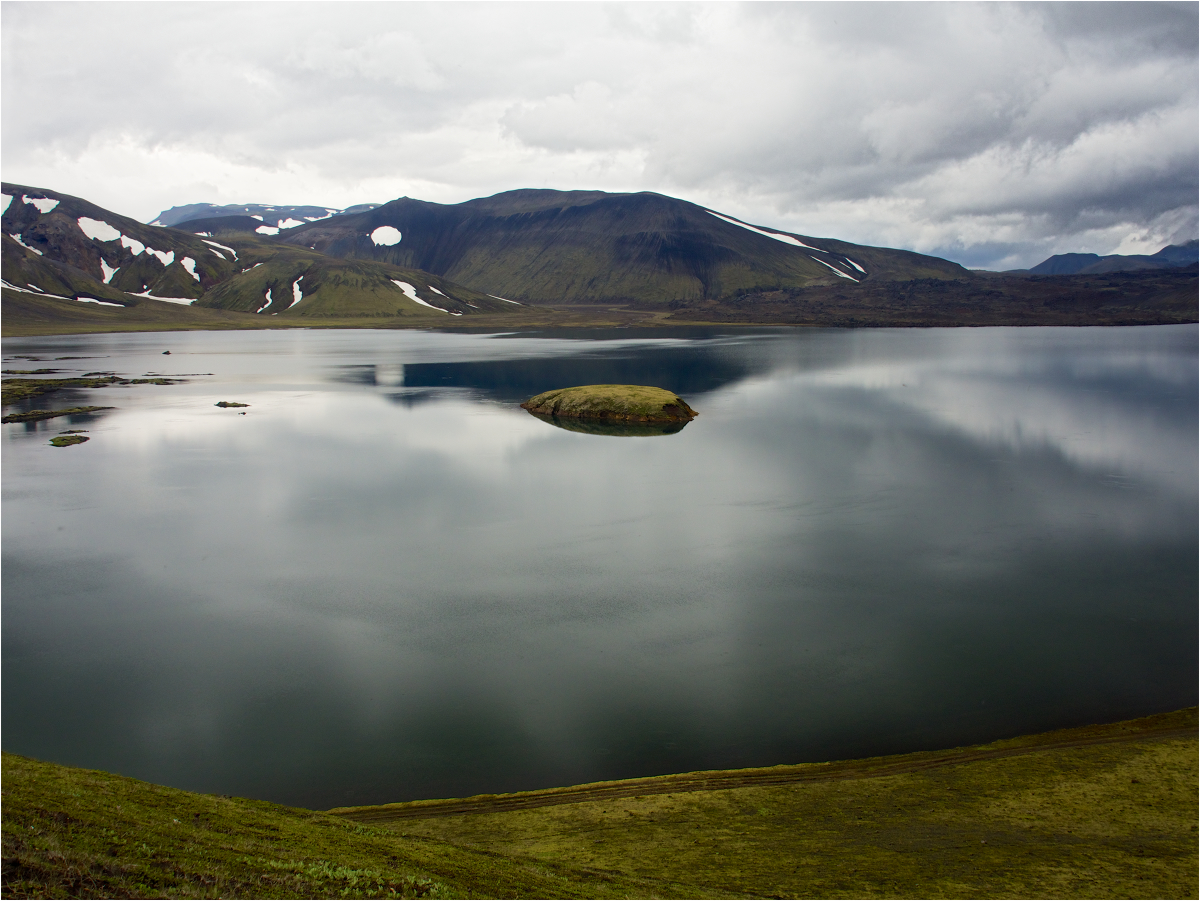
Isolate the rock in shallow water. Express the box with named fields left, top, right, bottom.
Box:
left=521, top=384, right=697, bottom=423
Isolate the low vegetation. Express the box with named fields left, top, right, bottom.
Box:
left=3, top=709, right=1194, bottom=898
left=521, top=384, right=697, bottom=422
left=48, top=434, right=89, bottom=447
left=1, top=406, right=112, bottom=424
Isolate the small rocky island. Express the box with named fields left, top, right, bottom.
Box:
left=521, top=385, right=697, bottom=423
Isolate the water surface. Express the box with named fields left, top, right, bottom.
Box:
left=3, top=326, right=1196, bottom=809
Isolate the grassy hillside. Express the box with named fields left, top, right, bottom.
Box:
left=3, top=709, right=1195, bottom=899
left=278, top=189, right=970, bottom=305
left=2, top=184, right=523, bottom=329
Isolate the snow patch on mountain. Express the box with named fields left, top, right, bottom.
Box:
left=251, top=215, right=264, bottom=221
left=74, top=296, right=125, bottom=307
left=255, top=225, right=280, bottom=235
left=706, top=211, right=820, bottom=250
left=846, top=258, right=866, bottom=273
left=147, top=248, right=175, bottom=267
left=282, top=276, right=304, bottom=312
left=488, top=294, right=521, bottom=305
left=78, top=217, right=122, bottom=242
left=202, top=239, right=238, bottom=261
left=131, top=289, right=194, bottom=305
left=99, top=259, right=118, bottom=284
left=1, top=194, right=12, bottom=215
left=181, top=257, right=199, bottom=281
left=11, top=234, right=43, bottom=255
left=371, top=226, right=402, bottom=246
left=1, top=278, right=65, bottom=297
left=277, top=218, right=305, bottom=229
left=257, top=289, right=273, bottom=313
left=428, top=285, right=447, bottom=296
left=121, top=235, right=146, bottom=255
left=812, top=257, right=858, bottom=281
left=23, top=195, right=59, bottom=214
left=391, top=280, right=459, bottom=314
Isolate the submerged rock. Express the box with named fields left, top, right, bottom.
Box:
left=521, top=385, right=697, bottom=423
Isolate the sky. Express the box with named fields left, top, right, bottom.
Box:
left=2, top=1, right=1196, bottom=270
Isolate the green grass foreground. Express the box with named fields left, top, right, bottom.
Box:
left=3, top=709, right=1196, bottom=899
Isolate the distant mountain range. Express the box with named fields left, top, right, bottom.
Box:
left=3, top=181, right=1195, bottom=333
left=1020, top=240, right=1198, bottom=275
left=268, top=189, right=968, bottom=305
left=2, top=183, right=509, bottom=320
left=150, top=202, right=381, bottom=230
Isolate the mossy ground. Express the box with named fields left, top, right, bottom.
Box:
left=3, top=710, right=1194, bottom=899
left=521, top=384, right=697, bottom=421
left=1, top=755, right=660, bottom=899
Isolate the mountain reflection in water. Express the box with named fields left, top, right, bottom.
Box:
left=1, top=325, right=1196, bottom=811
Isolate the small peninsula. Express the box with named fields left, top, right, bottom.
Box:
left=521, top=384, right=697, bottom=423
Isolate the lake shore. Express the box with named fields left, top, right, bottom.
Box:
left=4, top=267, right=1196, bottom=337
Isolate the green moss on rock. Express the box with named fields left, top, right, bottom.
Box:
left=521, top=384, right=697, bottom=423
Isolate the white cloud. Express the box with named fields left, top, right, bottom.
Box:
left=1, top=2, right=1194, bottom=269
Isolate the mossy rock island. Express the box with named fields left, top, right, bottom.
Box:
left=521, top=385, right=697, bottom=423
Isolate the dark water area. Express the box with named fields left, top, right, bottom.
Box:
left=2, top=326, right=1196, bottom=810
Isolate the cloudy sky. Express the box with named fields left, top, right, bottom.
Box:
left=2, top=2, right=1196, bottom=269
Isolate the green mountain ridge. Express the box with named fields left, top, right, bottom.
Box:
left=1, top=183, right=516, bottom=323
left=277, top=188, right=970, bottom=304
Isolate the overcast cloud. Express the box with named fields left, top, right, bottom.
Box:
left=2, top=1, right=1196, bottom=269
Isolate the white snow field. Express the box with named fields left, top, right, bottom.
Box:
left=391, top=280, right=460, bottom=314
left=371, top=226, right=402, bottom=246
left=1, top=194, right=12, bottom=214
left=812, top=257, right=859, bottom=281
left=11, top=234, right=43, bottom=255
left=99, top=259, right=119, bottom=284
left=257, top=289, right=273, bottom=313
left=1, top=278, right=66, bottom=297
left=282, top=276, right=304, bottom=312
left=255, top=225, right=280, bottom=236
left=277, top=218, right=305, bottom=229
left=181, top=257, right=200, bottom=281
left=77, top=217, right=122, bottom=242
left=121, top=235, right=145, bottom=255
left=488, top=294, right=521, bottom=305
left=23, top=195, right=59, bottom=214
left=203, top=239, right=238, bottom=261
left=846, top=258, right=866, bottom=273
left=73, top=296, right=125, bottom=307
left=130, top=289, right=194, bottom=305
left=428, top=285, right=447, bottom=296
left=705, top=210, right=821, bottom=250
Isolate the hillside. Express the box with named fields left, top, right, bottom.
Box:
left=150, top=202, right=381, bottom=229
left=276, top=189, right=969, bottom=305
left=3, top=708, right=1195, bottom=899
left=1025, top=240, right=1199, bottom=275
left=2, top=184, right=520, bottom=328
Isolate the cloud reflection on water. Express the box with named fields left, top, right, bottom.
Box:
left=2, top=326, right=1195, bottom=808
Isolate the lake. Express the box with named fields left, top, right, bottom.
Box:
left=2, top=325, right=1196, bottom=810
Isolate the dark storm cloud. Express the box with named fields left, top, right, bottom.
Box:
left=2, top=2, right=1195, bottom=268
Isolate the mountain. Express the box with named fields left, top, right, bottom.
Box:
left=275, top=189, right=969, bottom=305
left=2, top=183, right=516, bottom=323
left=149, top=202, right=381, bottom=229
left=1027, top=241, right=1198, bottom=275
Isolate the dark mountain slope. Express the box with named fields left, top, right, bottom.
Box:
left=150, top=202, right=380, bottom=229
left=3, top=183, right=241, bottom=301
left=2, top=185, right=521, bottom=326
left=279, top=189, right=968, bottom=305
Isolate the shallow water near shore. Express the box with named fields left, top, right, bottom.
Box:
left=3, top=325, right=1196, bottom=809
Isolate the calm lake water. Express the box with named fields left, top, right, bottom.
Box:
left=3, top=326, right=1196, bottom=810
